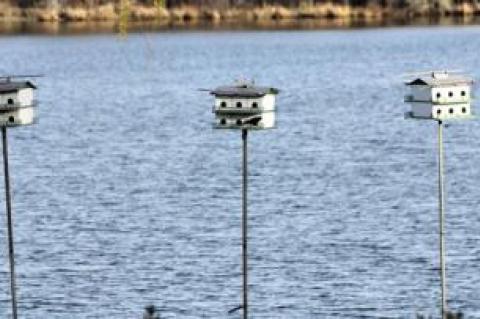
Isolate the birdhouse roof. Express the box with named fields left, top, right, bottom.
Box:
left=210, top=83, right=279, bottom=98
left=406, top=72, right=473, bottom=87
left=0, top=81, right=36, bottom=94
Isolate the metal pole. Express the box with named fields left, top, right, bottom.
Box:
left=437, top=120, right=447, bottom=319
left=2, top=127, right=18, bottom=319
left=241, top=129, right=248, bottom=319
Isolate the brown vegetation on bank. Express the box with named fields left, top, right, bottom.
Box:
left=2, top=1, right=480, bottom=24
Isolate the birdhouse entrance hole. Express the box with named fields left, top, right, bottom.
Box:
left=7, top=98, right=13, bottom=105
left=8, top=116, right=14, bottom=123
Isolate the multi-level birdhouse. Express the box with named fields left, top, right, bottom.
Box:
left=210, top=81, right=279, bottom=129
left=405, top=71, right=474, bottom=120
left=0, top=79, right=37, bottom=127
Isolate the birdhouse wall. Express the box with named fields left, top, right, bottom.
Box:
left=261, top=94, right=276, bottom=111
left=215, top=115, right=249, bottom=128
left=260, top=112, right=275, bottom=128
left=0, top=92, right=18, bottom=106
left=216, top=116, right=233, bottom=127
left=431, top=86, right=470, bottom=104
left=411, top=103, right=432, bottom=118
left=432, top=103, right=471, bottom=120
left=409, top=86, right=431, bottom=102
left=214, top=112, right=275, bottom=129
left=0, top=88, right=34, bottom=107
left=215, top=96, right=273, bottom=111
left=18, top=88, right=34, bottom=106
left=411, top=102, right=471, bottom=120
left=0, top=107, right=36, bottom=127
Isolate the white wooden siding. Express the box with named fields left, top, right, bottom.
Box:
left=0, top=92, right=18, bottom=106
left=0, top=107, right=36, bottom=126
left=18, top=88, right=34, bottom=106
left=431, top=86, right=470, bottom=104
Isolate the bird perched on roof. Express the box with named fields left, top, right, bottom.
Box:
left=143, top=305, right=160, bottom=319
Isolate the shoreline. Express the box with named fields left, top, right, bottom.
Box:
left=2, top=3, right=480, bottom=24
left=0, top=16, right=479, bottom=36
left=1, top=3, right=480, bottom=35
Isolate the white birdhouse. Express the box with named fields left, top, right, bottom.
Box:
left=405, top=71, right=474, bottom=120
left=210, top=81, right=279, bottom=129
left=0, top=80, right=37, bottom=127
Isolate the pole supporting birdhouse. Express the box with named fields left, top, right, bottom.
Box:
left=242, top=128, right=248, bottom=319
left=2, top=126, right=17, bottom=319
left=207, top=80, right=279, bottom=319
left=437, top=120, right=447, bottom=319
left=0, top=76, right=39, bottom=319
left=404, top=71, right=474, bottom=319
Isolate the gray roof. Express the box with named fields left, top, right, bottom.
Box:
left=0, top=81, right=36, bottom=94
left=406, top=72, right=473, bottom=87
left=210, top=83, right=279, bottom=98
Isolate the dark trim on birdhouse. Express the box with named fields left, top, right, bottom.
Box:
left=210, top=84, right=279, bottom=98
left=406, top=78, right=428, bottom=86
left=213, top=106, right=265, bottom=115
left=0, top=81, right=37, bottom=94
left=406, top=75, right=473, bottom=87
left=0, top=101, right=39, bottom=110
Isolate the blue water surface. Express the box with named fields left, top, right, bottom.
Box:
left=0, top=26, right=480, bottom=318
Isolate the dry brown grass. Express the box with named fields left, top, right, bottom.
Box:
left=88, top=4, right=117, bottom=21
left=130, top=6, right=158, bottom=21
left=0, top=3, right=23, bottom=20
left=0, top=2, right=479, bottom=24
left=201, top=9, right=221, bottom=21
left=23, top=8, right=59, bottom=21
left=60, top=7, right=88, bottom=21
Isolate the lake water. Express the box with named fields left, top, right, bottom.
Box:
left=1, top=26, right=480, bottom=318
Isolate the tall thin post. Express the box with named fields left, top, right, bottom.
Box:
left=2, top=127, right=18, bottom=319
left=437, top=121, right=447, bottom=319
left=241, top=129, right=248, bottom=319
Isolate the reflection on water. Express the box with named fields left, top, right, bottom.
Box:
left=0, top=16, right=480, bottom=34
